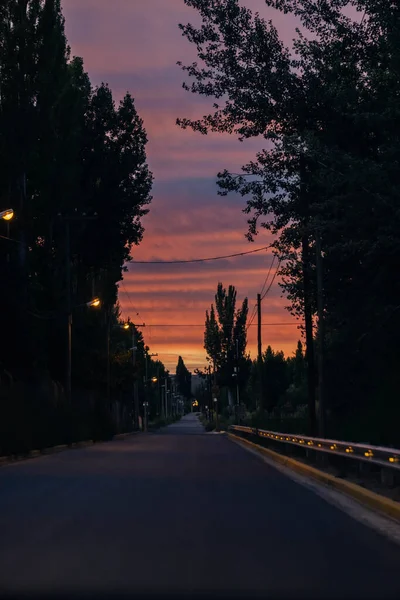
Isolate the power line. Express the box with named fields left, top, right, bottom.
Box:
left=261, top=258, right=282, bottom=301
left=119, top=280, right=142, bottom=320
left=246, top=303, right=258, bottom=331
left=145, top=322, right=300, bottom=327
left=130, top=245, right=271, bottom=264
left=260, top=255, right=276, bottom=297
left=119, top=280, right=155, bottom=343
left=0, top=234, right=24, bottom=244
left=246, top=255, right=278, bottom=332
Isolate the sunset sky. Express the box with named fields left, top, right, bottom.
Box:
left=63, top=0, right=302, bottom=371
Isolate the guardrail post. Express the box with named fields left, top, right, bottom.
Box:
left=359, top=461, right=370, bottom=476
left=381, top=468, right=395, bottom=488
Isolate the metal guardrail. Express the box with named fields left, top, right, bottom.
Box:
left=229, top=425, right=400, bottom=472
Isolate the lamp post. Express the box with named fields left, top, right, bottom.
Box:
left=122, top=321, right=145, bottom=430
left=60, top=211, right=98, bottom=408
left=66, top=296, right=101, bottom=407
left=157, top=365, right=161, bottom=416
left=144, top=352, right=158, bottom=432
left=1, top=208, right=14, bottom=263
left=233, top=338, right=240, bottom=424
left=166, top=388, right=171, bottom=418
left=161, top=377, right=171, bottom=419
left=142, top=375, right=158, bottom=431
left=161, top=380, right=167, bottom=419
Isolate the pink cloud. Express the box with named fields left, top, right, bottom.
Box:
left=63, top=0, right=303, bottom=371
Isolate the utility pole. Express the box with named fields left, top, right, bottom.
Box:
left=207, top=365, right=212, bottom=422
left=161, top=378, right=166, bottom=418
left=65, top=219, right=72, bottom=407
left=125, top=321, right=144, bottom=430
left=257, top=293, right=263, bottom=412
left=106, top=312, right=111, bottom=412
left=213, top=360, right=220, bottom=432
left=164, top=378, right=167, bottom=418
left=165, top=377, right=169, bottom=418
left=299, top=153, right=317, bottom=436
left=157, top=365, right=161, bottom=417
left=18, top=173, right=27, bottom=273
left=132, top=328, right=138, bottom=430
left=144, top=352, right=158, bottom=431
left=316, top=231, right=325, bottom=437
left=235, top=338, right=240, bottom=424
left=62, top=212, right=98, bottom=412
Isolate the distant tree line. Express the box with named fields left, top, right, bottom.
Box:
left=196, top=282, right=308, bottom=433
left=180, top=1, right=400, bottom=445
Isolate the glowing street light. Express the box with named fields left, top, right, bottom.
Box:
left=151, top=376, right=158, bottom=383
left=1, top=209, right=14, bottom=263
left=87, top=297, right=101, bottom=308
left=0, top=209, right=14, bottom=221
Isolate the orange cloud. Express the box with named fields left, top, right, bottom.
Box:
left=63, top=0, right=303, bottom=371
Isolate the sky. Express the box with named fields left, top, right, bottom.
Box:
left=63, top=0, right=303, bottom=372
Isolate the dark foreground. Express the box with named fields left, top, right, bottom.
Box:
left=0, top=414, right=400, bottom=599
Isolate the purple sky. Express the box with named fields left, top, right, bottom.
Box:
left=63, top=0, right=302, bottom=371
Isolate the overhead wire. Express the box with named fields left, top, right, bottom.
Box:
left=245, top=254, right=283, bottom=335
left=246, top=254, right=277, bottom=332
left=119, top=280, right=143, bottom=321
left=246, top=304, right=258, bottom=331
left=261, top=258, right=282, bottom=301
left=120, top=243, right=290, bottom=354
left=259, top=255, right=276, bottom=298
left=131, top=245, right=271, bottom=264
left=119, top=280, right=154, bottom=343
left=125, top=244, right=273, bottom=341
left=0, top=234, right=24, bottom=244
left=134, top=322, right=298, bottom=327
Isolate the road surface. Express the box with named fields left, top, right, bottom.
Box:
left=1, top=413, right=400, bottom=598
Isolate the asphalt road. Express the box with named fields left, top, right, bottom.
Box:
left=1, top=413, right=400, bottom=599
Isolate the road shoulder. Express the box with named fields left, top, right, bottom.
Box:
left=227, top=432, right=400, bottom=547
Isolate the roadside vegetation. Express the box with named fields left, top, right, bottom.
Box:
left=180, top=1, right=400, bottom=447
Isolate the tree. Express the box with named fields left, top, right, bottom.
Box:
left=177, top=0, right=317, bottom=431
left=175, top=356, right=192, bottom=400
left=262, top=346, right=288, bottom=413
left=177, top=0, right=400, bottom=443
left=0, top=1, right=154, bottom=452
left=204, top=282, right=248, bottom=408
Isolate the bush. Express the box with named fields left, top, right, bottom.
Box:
left=204, top=420, right=216, bottom=432
left=200, top=412, right=235, bottom=432
left=247, top=410, right=310, bottom=435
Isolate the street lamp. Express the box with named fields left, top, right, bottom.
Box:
left=0, top=209, right=14, bottom=221
left=1, top=208, right=14, bottom=263
left=144, top=352, right=158, bottom=432
left=87, top=297, right=101, bottom=308
left=121, top=320, right=143, bottom=430
left=66, top=295, right=101, bottom=409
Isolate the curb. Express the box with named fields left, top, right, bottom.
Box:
left=42, top=444, right=69, bottom=454
left=70, top=441, right=94, bottom=449
left=0, top=431, right=139, bottom=468
left=112, top=432, right=138, bottom=440
left=227, top=432, right=400, bottom=523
